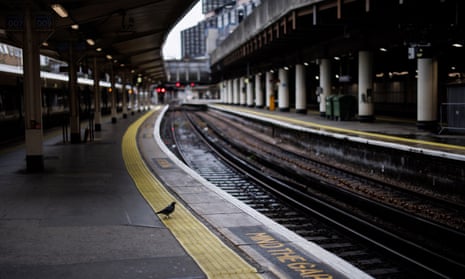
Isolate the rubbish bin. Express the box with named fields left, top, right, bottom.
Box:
left=333, top=95, right=357, bottom=121
left=325, top=95, right=335, bottom=119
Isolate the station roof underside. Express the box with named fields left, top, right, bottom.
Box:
left=0, top=0, right=197, bottom=82
left=211, top=0, right=465, bottom=80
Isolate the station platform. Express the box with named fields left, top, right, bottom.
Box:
left=0, top=106, right=371, bottom=279
left=208, top=104, right=465, bottom=161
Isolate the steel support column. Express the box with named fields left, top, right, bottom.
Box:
left=295, top=64, right=307, bottom=114
left=278, top=68, right=289, bottom=111
left=110, top=68, right=117, bottom=123
left=358, top=50, right=374, bottom=122
left=23, top=5, right=44, bottom=171
left=255, top=73, right=264, bottom=108
left=246, top=77, right=254, bottom=107
left=93, top=57, right=102, bottom=131
left=319, top=58, right=331, bottom=117
left=68, top=43, right=80, bottom=142
left=417, top=57, right=438, bottom=130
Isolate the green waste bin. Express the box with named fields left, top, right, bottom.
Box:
left=325, top=95, right=336, bottom=119
left=333, top=95, right=357, bottom=121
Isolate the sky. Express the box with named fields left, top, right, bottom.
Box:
left=162, top=1, right=203, bottom=59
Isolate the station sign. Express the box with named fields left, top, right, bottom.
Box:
left=6, top=15, right=24, bottom=31
left=6, top=13, right=54, bottom=32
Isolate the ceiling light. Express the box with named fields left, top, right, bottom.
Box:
left=86, top=38, right=95, bottom=46
left=51, top=4, right=68, bottom=18
left=379, top=47, right=387, bottom=52
left=452, top=43, right=463, bottom=48
left=71, top=24, right=79, bottom=30
left=334, top=56, right=340, bottom=60
left=96, top=47, right=102, bottom=52
left=106, top=54, right=112, bottom=60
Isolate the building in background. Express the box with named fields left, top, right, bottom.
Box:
left=165, top=0, right=261, bottom=100
left=181, top=0, right=261, bottom=59
left=181, top=17, right=218, bottom=59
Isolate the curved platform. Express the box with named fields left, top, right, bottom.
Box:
left=209, top=104, right=465, bottom=161
left=0, top=106, right=371, bottom=279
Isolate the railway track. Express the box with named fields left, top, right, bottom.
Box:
left=160, top=105, right=465, bottom=278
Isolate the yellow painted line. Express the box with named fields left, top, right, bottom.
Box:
left=215, top=105, right=465, bottom=152
left=122, top=110, right=260, bottom=279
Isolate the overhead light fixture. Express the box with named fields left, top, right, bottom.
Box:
left=452, top=43, right=463, bottom=48
left=379, top=47, right=388, bottom=52
left=51, top=4, right=69, bottom=18
left=86, top=38, right=95, bottom=46
left=96, top=47, right=102, bottom=52
left=71, top=24, right=79, bottom=30
left=106, top=54, right=112, bottom=60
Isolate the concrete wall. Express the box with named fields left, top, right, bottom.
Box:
left=211, top=107, right=465, bottom=194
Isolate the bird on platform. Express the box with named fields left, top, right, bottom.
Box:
left=156, top=201, right=176, bottom=218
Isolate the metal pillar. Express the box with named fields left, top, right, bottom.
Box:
left=266, top=71, right=273, bottom=109
left=23, top=6, right=44, bottom=171
left=239, top=77, right=246, bottom=105
left=221, top=82, right=226, bottom=103
left=255, top=73, right=264, bottom=108
left=246, top=77, right=254, bottom=107
left=93, top=57, right=102, bottom=131
left=319, top=58, right=331, bottom=117
left=130, top=86, right=136, bottom=115
left=417, top=57, right=438, bottom=129
left=278, top=68, right=289, bottom=112
left=110, top=68, right=117, bottom=123
left=295, top=64, right=307, bottom=114
left=68, top=43, right=80, bottom=142
left=122, top=73, right=128, bottom=118
left=358, top=50, right=374, bottom=121
left=227, top=80, right=233, bottom=104
left=233, top=78, right=239, bottom=105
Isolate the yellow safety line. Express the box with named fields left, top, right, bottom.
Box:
left=122, top=110, right=260, bottom=279
left=215, top=105, right=465, bottom=152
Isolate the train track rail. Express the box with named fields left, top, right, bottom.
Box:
left=160, top=105, right=465, bottom=278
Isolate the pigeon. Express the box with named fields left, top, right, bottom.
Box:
left=156, top=201, right=176, bottom=218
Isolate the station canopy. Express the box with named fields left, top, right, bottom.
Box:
left=0, top=0, right=197, bottom=82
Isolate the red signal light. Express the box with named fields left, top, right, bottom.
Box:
left=175, top=82, right=181, bottom=87
left=190, top=82, right=195, bottom=87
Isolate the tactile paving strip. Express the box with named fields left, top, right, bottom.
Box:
left=122, top=109, right=260, bottom=279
